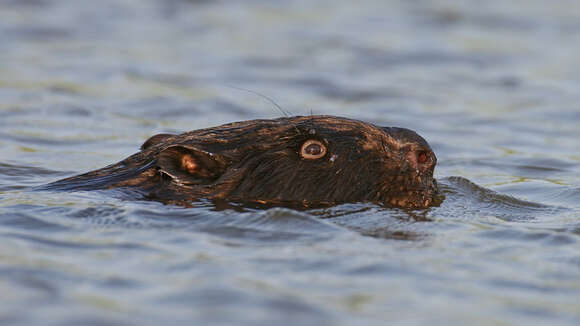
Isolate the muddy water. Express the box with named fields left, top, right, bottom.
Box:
left=1, top=0, right=579, bottom=325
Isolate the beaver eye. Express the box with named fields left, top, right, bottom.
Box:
left=300, top=140, right=327, bottom=159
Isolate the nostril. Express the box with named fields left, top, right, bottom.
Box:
left=417, top=151, right=429, bottom=165
left=404, top=150, right=435, bottom=172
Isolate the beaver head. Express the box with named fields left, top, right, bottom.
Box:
left=48, top=116, right=438, bottom=209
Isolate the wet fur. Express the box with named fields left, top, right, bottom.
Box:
left=45, top=116, right=439, bottom=209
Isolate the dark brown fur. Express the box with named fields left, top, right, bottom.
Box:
left=45, top=116, right=439, bottom=209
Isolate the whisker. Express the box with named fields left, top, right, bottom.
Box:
left=226, top=85, right=292, bottom=117
left=225, top=84, right=303, bottom=137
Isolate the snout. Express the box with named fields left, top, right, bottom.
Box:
left=404, top=149, right=437, bottom=175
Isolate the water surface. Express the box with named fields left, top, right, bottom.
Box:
left=1, top=0, right=580, bottom=325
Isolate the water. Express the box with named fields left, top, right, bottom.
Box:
left=1, top=0, right=580, bottom=325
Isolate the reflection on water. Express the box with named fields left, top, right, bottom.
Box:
left=1, top=0, right=580, bottom=325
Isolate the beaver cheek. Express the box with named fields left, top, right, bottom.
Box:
left=404, top=151, right=420, bottom=174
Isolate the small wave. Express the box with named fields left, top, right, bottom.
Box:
left=435, top=176, right=567, bottom=221
left=475, top=225, right=578, bottom=246
left=0, top=162, right=71, bottom=191
left=133, top=205, right=347, bottom=244
left=0, top=209, right=70, bottom=231
left=0, top=132, right=97, bottom=147
left=494, top=180, right=580, bottom=209
left=309, top=203, right=433, bottom=241
left=540, top=186, right=580, bottom=209
left=0, top=162, right=67, bottom=177
left=0, top=231, right=157, bottom=251
left=22, top=191, right=348, bottom=244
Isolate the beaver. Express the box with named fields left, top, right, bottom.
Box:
left=45, top=115, right=439, bottom=209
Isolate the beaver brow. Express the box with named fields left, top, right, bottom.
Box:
left=383, top=135, right=403, bottom=150
left=304, top=115, right=317, bottom=134
left=289, top=118, right=303, bottom=137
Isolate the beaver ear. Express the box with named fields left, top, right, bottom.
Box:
left=141, top=134, right=175, bottom=151
left=157, top=145, right=227, bottom=185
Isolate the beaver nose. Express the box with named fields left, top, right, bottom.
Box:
left=405, top=149, right=436, bottom=174
left=382, top=126, right=436, bottom=174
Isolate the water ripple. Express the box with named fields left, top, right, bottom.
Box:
left=436, top=176, right=566, bottom=221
